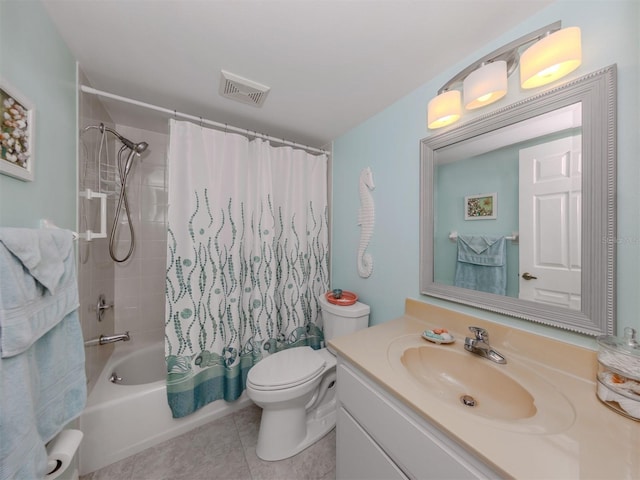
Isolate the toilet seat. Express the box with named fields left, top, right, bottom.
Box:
left=248, top=346, right=326, bottom=391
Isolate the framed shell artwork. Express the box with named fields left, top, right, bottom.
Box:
left=1, top=78, right=35, bottom=181
left=464, top=192, right=497, bottom=220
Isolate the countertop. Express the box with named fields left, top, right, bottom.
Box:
left=329, top=299, right=640, bottom=479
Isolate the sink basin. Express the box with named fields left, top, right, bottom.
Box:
left=401, top=346, right=535, bottom=421
left=388, top=335, right=576, bottom=434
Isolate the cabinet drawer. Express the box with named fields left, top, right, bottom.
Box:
left=337, top=407, right=409, bottom=480
left=337, top=362, right=496, bottom=479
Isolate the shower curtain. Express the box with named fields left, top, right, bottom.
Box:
left=165, top=120, right=328, bottom=418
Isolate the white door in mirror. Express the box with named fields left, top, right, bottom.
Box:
left=518, top=135, right=581, bottom=309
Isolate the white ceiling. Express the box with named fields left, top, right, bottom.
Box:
left=41, top=0, right=553, bottom=149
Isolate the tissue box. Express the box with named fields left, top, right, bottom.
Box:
left=596, top=328, right=640, bottom=421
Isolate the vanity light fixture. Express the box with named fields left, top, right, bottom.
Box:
left=463, top=60, right=508, bottom=110
left=427, top=90, right=461, bottom=129
left=427, top=21, right=582, bottom=129
left=520, top=27, right=582, bottom=89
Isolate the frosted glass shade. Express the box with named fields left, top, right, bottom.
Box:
left=463, top=61, right=508, bottom=110
left=520, top=27, right=582, bottom=89
left=427, top=90, right=461, bottom=129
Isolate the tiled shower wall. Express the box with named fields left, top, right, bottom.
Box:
left=78, top=73, right=169, bottom=391
left=78, top=73, right=116, bottom=392
left=111, top=125, right=168, bottom=341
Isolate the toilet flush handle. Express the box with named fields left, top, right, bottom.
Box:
left=305, top=371, right=337, bottom=412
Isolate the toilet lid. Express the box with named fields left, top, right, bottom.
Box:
left=248, top=347, right=326, bottom=390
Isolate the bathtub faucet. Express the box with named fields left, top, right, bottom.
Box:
left=99, top=332, right=131, bottom=345
left=84, top=331, right=131, bottom=347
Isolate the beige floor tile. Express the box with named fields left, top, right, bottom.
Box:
left=244, top=428, right=335, bottom=480
left=319, top=467, right=336, bottom=480
left=289, top=429, right=336, bottom=479
left=80, top=453, right=136, bottom=480
left=168, top=448, right=252, bottom=480
left=82, top=405, right=335, bottom=480
left=233, top=404, right=262, bottom=448
left=130, top=415, right=242, bottom=479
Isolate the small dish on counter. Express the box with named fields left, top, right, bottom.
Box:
left=422, top=328, right=454, bottom=344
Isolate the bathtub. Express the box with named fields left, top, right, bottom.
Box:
left=78, top=333, right=251, bottom=475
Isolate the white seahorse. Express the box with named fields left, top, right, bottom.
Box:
left=357, top=167, right=375, bottom=278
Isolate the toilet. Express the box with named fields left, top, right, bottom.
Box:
left=246, top=294, right=370, bottom=461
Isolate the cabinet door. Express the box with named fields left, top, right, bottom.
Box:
left=338, top=362, right=497, bottom=479
left=337, top=407, right=409, bottom=480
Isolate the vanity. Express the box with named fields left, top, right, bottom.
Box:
left=329, top=299, right=640, bottom=479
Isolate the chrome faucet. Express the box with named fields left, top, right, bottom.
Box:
left=464, top=326, right=506, bottom=364
left=98, top=331, right=131, bottom=345
left=83, top=331, right=131, bottom=347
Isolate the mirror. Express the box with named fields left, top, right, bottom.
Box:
left=420, top=65, right=616, bottom=336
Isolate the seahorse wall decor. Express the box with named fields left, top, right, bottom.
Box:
left=357, top=167, right=375, bottom=278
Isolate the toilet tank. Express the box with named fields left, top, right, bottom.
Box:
left=319, top=295, right=370, bottom=349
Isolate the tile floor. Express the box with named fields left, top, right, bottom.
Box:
left=79, top=404, right=336, bottom=480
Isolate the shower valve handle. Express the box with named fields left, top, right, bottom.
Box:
left=97, top=294, right=113, bottom=322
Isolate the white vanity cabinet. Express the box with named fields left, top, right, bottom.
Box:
left=336, top=359, right=500, bottom=480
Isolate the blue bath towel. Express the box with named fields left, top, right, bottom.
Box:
left=0, top=228, right=78, bottom=357
left=454, top=235, right=507, bottom=295
left=0, top=228, right=86, bottom=480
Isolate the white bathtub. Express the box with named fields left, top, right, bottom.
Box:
left=78, top=334, right=251, bottom=475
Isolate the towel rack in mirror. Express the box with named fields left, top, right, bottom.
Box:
left=448, top=231, right=519, bottom=243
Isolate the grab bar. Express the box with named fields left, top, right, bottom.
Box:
left=78, top=188, right=107, bottom=241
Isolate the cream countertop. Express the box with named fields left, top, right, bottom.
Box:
left=329, top=299, right=640, bottom=479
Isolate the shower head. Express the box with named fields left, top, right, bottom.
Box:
left=100, top=123, right=148, bottom=155
left=134, top=141, right=149, bottom=154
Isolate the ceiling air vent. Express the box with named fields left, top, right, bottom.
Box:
left=219, top=70, right=270, bottom=107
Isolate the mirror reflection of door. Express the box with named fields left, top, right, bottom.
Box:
left=518, top=135, right=582, bottom=309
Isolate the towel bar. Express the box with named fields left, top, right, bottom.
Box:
left=40, top=219, right=79, bottom=240
left=449, top=231, right=518, bottom=243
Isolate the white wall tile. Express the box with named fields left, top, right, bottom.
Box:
left=140, top=164, right=166, bottom=187
left=139, top=240, right=167, bottom=259
left=113, top=124, right=168, bottom=338
left=115, top=275, right=140, bottom=299
left=79, top=74, right=118, bottom=392
left=114, top=258, right=141, bottom=279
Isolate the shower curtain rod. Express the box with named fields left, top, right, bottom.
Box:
left=80, top=85, right=331, bottom=156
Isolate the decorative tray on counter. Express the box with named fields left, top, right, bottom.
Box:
left=596, top=327, right=640, bottom=421
left=325, top=290, right=358, bottom=306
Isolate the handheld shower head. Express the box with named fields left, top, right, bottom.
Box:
left=88, top=123, right=149, bottom=264
left=100, top=123, right=148, bottom=155
left=134, top=141, right=149, bottom=154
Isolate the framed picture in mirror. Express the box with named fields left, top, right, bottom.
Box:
left=465, top=192, right=497, bottom=220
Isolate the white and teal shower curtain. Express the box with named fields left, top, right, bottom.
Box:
left=165, top=120, right=328, bottom=418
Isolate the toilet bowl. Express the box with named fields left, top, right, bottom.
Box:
left=246, top=295, right=370, bottom=461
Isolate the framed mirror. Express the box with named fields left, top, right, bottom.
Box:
left=420, top=65, right=616, bottom=336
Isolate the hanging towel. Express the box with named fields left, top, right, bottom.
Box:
left=454, top=235, right=507, bottom=295
left=0, top=227, right=86, bottom=480
left=0, top=227, right=79, bottom=357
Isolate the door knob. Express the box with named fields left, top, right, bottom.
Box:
left=521, top=272, right=538, bottom=280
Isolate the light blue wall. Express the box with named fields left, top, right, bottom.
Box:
left=434, top=148, right=519, bottom=296
left=434, top=129, right=579, bottom=297
left=0, top=0, right=77, bottom=230
left=332, top=0, right=640, bottom=347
